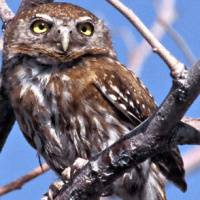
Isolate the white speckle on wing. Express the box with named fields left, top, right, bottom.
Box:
left=101, top=86, right=107, bottom=93
left=127, top=111, right=141, bottom=122
left=130, top=101, right=134, bottom=108
left=126, top=90, right=130, bottom=95
left=109, top=94, right=117, bottom=101
left=119, top=103, right=127, bottom=110
left=136, top=99, right=140, bottom=105
left=103, top=74, right=108, bottom=80
left=111, top=85, right=120, bottom=93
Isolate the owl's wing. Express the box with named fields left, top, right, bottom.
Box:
left=0, top=77, right=15, bottom=153
left=93, top=60, right=186, bottom=191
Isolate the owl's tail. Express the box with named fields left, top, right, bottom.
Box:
left=113, top=160, right=166, bottom=200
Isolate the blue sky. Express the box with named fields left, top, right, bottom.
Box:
left=0, top=0, right=200, bottom=200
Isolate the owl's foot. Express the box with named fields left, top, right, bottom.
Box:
left=41, top=158, right=88, bottom=200
left=41, top=181, right=64, bottom=200
left=61, top=157, right=88, bottom=180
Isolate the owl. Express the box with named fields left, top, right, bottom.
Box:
left=1, top=2, right=186, bottom=200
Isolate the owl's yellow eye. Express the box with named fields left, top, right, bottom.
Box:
left=32, top=20, right=50, bottom=34
left=77, top=23, right=93, bottom=36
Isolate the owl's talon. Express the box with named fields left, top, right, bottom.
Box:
left=42, top=181, right=64, bottom=200
left=62, top=157, right=88, bottom=180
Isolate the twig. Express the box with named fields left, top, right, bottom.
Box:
left=106, top=0, right=185, bottom=78
left=0, top=163, right=50, bottom=196
left=129, top=0, right=177, bottom=74
left=182, top=117, right=200, bottom=131
left=159, top=19, right=196, bottom=65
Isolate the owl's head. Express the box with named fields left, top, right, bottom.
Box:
left=3, top=2, right=116, bottom=65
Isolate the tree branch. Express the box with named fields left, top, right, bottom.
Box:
left=0, top=163, right=49, bottom=196
left=158, top=18, right=196, bottom=66
left=1, top=1, right=200, bottom=199
left=0, top=0, right=14, bottom=24
left=129, top=0, right=177, bottom=74
left=106, top=0, right=185, bottom=78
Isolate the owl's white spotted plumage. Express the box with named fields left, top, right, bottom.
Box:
left=1, top=2, right=186, bottom=199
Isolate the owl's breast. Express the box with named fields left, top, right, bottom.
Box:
left=5, top=63, right=130, bottom=173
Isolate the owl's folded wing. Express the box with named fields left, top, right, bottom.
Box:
left=93, top=61, right=186, bottom=191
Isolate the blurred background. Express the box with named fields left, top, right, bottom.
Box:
left=0, top=0, right=200, bottom=199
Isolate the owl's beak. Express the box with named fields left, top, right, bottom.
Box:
left=60, top=28, right=70, bottom=52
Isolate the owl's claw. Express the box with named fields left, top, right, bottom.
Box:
left=42, top=158, right=88, bottom=200
left=61, top=157, right=88, bottom=180
left=41, top=181, right=64, bottom=200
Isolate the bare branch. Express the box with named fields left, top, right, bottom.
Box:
left=157, top=16, right=196, bottom=66
left=129, top=0, right=177, bottom=74
left=0, top=163, right=50, bottom=196
left=0, top=0, right=14, bottom=23
left=182, top=117, right=200, bottom=132
left=182, top=147, right=200, bottom=175
left=106, top=0, right=185, bottom=78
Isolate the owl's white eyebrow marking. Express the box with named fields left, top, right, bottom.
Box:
left=78, top=16, right=92, bottom=22
left=35, top=14, right=53, bottom=22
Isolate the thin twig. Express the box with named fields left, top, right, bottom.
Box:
left=106, top=0, right=185, bottom=78
left=0, top=163, right=50, bottom=196
left=159, top=19, right=196, bottom=65
left=182, top=117, right=200, bottom=132
left=129, top=0, right=177, bottom=74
